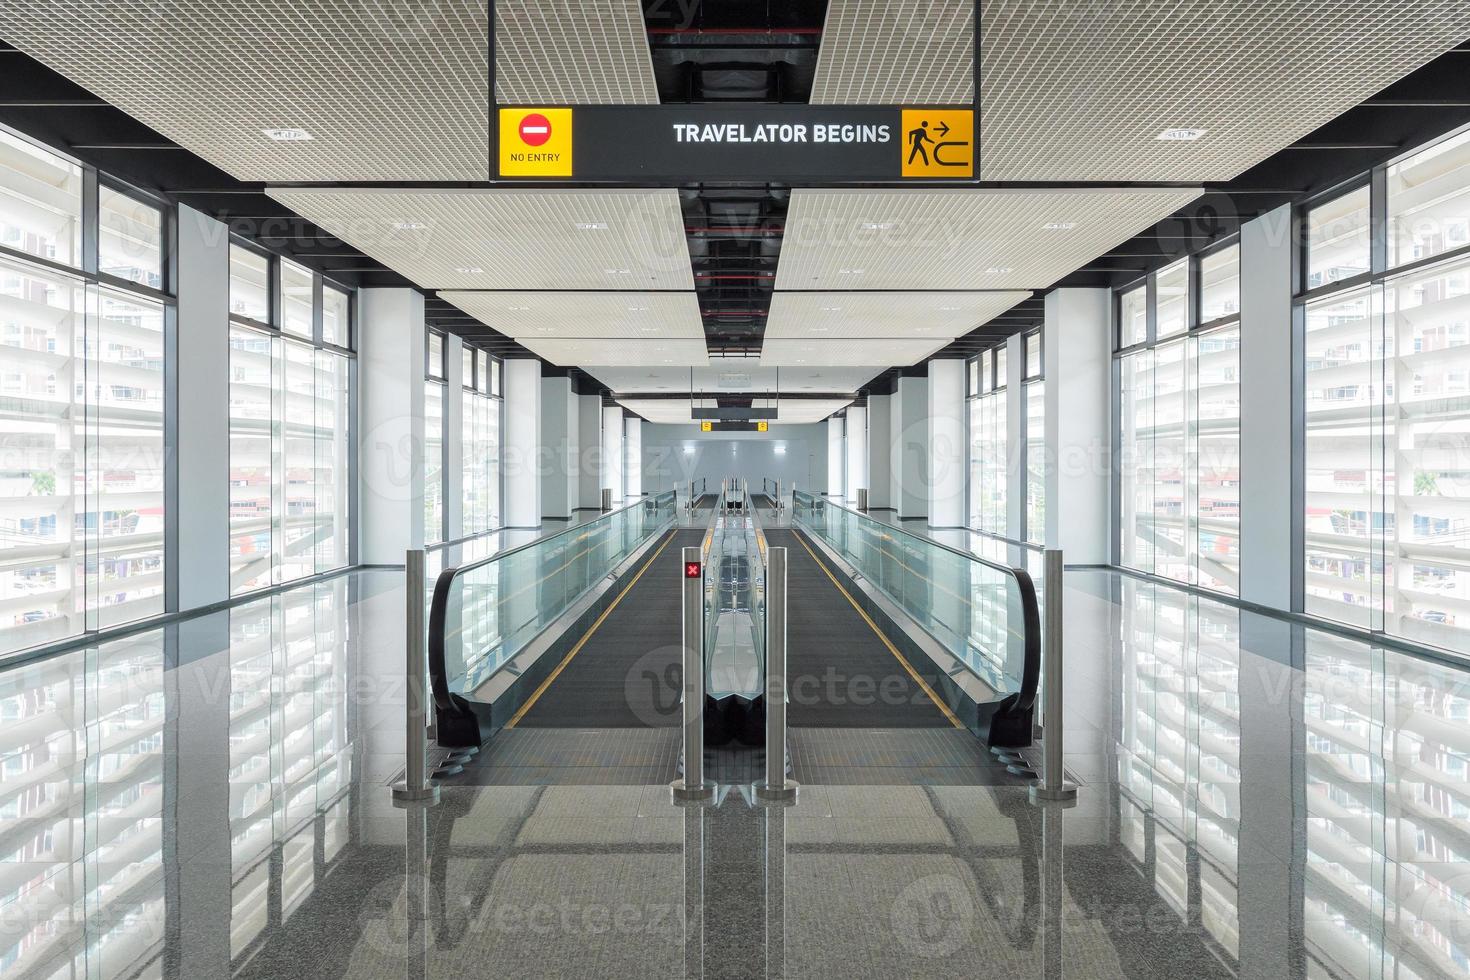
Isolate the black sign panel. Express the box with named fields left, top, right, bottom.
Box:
left=493, top=105, right=975, bottom=182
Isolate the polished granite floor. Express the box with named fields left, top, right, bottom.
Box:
left=2, top=562, right=1468, bottom=978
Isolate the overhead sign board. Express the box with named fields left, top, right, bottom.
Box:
left=497, top=105, right=974, bottom=181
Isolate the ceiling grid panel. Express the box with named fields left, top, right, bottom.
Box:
left=265, top=188, right=696, bottom=291
left=495, top=0, right=660, bottom=105
left=775, top=188, right=1202, bottom=291
left=439, top=291, right=704, bottom=340
left=0, top=0, right=491, bottom=181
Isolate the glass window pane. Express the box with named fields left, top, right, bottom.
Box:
left=428, top=333, right=445, bottom=380
left=94, top=289, right=168, bottom=627
left=230, top=245, right=270, bottom=323
left=1303, top=286, right=1382, bottom=628
left=462, top=345, right=474, bottom=389
left=321, top=284, right=349, bottom=348
left=489, top=356, right=500, bottom=396
left=229, top=326, right=275, bottom=595
left=1156, top=259, right=1190, bottom=338
left=281, top=341, right=318, bottom=582
left=98, top=187, right=163, bottom=290
left=1197, top=326, right=1241, bottom=594
left=995, top=347, right=1007, bottom=389
left=1199, top=244, right=1241, bottom=323
left=1120, top=285, right=1148, bottom=347
left=1151, top=340, right=1189, bottom=581
left=1025, top=380, right=1045, bottom=545
left=1388, top=128, right=1470, bottom=269
left=1120, top=350, right=1156, bottom=572
left=279, top=259, right=313, bottom=338
left=968, top=357, right=979, bottom=396
left=314, top=351, right=350, bottom=572
left=487, top=395, right=501, bottom=527
left=0, top=129, right=82, bottom=267
left=1384, top=256, right=1470, bottom=649
left=477, top=351, right=490, bottom=393
left=1307, top=186, right=1371, bottom=290
left=1025, top=333, right=1042, bottom=378
left=424, top=381, right=444, bottom=544
left=0, top=256, right=85, bottom=652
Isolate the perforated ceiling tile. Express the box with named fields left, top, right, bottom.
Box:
left=587, top=363, right=880, bottom=394
left=775, top=188, right=1200, bottom=291
left=811, top=2, right=1470, bottom=181
left=0, top=1, right=490, bottom=181
left=765, top=291, right=1032, bottom=340
left=979, top=1, right=1470, bottom=181
left=759, top=337, right=951, bottom=368
left=519, top=337, right=709, bottom=368
left=496, top=0, right=658, bottom=105
left=439, top=291, right=702, bottom=340
left=811, top=0, right=974, bottom=105
left=266, top=188, right=695, bottom=290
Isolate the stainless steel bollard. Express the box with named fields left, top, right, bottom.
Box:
left=757, top=547, right=797, bottom=802
left=856, top=487, right=869, bottom=512
left=1030, top=549, right=1078, bottom=804
left=601, top=487, right=613, bottom=512
left=393, top=549, right=440, bottom=804
left=672, top=546, right=713, bottom=802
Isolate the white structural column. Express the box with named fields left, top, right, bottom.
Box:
left=826, top=417, right=844, bottom=497
left=172, top=204, right=231, bottom=608
left=602, top=406, right=625, bottom=505
left=893, top=374, right=929, bottom=520
left=928, top=359, right=966, bottom=527
left=844, top=406, right=867, bottom=503
left=1239, top=204, right=1295, bottom=612
left=540, top=374, right=577, bottom=520
left=443, top=334, right=464, bottom=540
left=1005, top=333, right=1026, bottom=540
left=866, top=394, right=891, bottom=509
left=503, top=359, right=542, bottom=527
left=358, top=288, right=426, bottom=562
left=577, top=394, right=603, bottom=510
left=1043, top=288, right=1112, bottom=561
left=624, top=416, right=643, bottom=498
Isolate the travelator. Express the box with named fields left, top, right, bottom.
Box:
left=406, top=477, right=1063, bottom=803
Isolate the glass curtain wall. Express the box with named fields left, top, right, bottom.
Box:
left=1117, top=247, right=1243, bottom=595
left=0, top=127, right=170, bottom=655
left=967, top=346, right=1008, bottom=535
left=228, top=246, right=352, bottom=596
left=461, top=348, right=502, bottom=535
left=1302, top=125, right=1470, bottom=651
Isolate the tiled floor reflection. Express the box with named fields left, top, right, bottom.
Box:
left=1, top=565, right=1467, bottom=978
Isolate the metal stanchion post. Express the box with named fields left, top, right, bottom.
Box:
left=1030, top=549, right=1078, bottom=805
left=856, top=487, right=869, bottom=513
left=672, top=546, right=713, bottom=802
left=757, top=547, right=797, bottom=802
left=393, top=549, right=440, bottom=804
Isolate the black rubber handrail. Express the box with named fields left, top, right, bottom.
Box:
left=427, top=490, right=678, bottom=727
left=791, top=489, right=1041, bottom=714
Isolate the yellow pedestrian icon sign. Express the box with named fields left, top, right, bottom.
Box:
left=756, top=421, right=769, bottom=432
left=701, top=420, right=713, bottom=432
left=901, top=109, right=973, bottom=178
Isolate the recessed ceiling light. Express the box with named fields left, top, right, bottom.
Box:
left=574, top=222, right=609, bottom=230
left=1042, top=223, right=1077, bottom=231
left=1157, top=128, right=1207, bottom=142
left=536, top=326, right=556, bottom=333
left=638, top=326, right=659, bottom=333
left=455, top=266, right=484, bottom=274
left=838, top=268, right=865, bottom=275
left=604, top=268, right=632, bottom=275
left=262, top=127, right=313, bottom=142
left=938, top=305, right=961, bottom=311
left=506, top=305, right=530, bottom=312
left=626, top=306, right=649, bottom=312
left=983, top=267, right=1013, bottom=275
left=820, top=306, right=842, bottom=313
left=392, top=221, right=426, bottom=231
left=860, top=222, right=895, bottom=230
left=809, top=326, right=831, bottom=333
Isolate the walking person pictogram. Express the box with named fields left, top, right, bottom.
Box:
left=907, top=120, right=933, bottom=166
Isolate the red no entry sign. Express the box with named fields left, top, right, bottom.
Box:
left=518, top=113, right=552, bottom=147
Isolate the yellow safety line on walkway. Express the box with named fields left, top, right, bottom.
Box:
left=791, top=531, right=964, bottom=729
left=505, top=530, right=678, bottom=728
